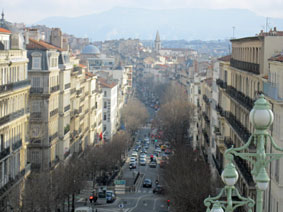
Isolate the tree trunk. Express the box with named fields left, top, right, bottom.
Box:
left=71, top=193, right=75, bottom=212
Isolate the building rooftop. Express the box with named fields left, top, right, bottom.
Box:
left=269, top=53, right=283, bottom=62
left=99, top=77, right=117, bottom=89
left=27, top=38, right=62, bottom=51
left=218, top=54, right=231, bottom=62
left=0, top=27, right=11, bottom=34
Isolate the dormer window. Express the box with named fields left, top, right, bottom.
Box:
left=31, top=52, right=42, bottom=70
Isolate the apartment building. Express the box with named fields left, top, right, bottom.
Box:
left=99, top=78, right=118, bottom=140
left=215, top=29, right=283, bottom=211
left=27, top=38, right=61, bottom=170
left=262, top=54, right=283, bottom=212
left=0, top=27, right=31, bottom=210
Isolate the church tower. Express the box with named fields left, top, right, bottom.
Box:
left=155, top=30, right=161, bottom=53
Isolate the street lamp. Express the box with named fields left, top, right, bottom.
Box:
left=223, top=94, right=283, bottom=212
left=204, top=162, right=254, bottom=212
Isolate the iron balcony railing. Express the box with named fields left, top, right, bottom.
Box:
left=51, top=85, right=60, bottom=93
left=230, top=58, right=260, bottom=75
left=202, top=129, right=209, bottom=145
left=226, top=86, right=254, bottom=111
left=12, top=139, right=22, bottom=151
left=203, top=95, right=210, bottom=105
left=49, top=132, right=58, bottom=143
left=0, top=147, right=10, bottom=161
left=216, top=79, right=227, bottom=89
left=64, top=83, right=71, bottom=90
left=0, top=109, right=25, bottom=126
left=50, top=108, right=58, bottom=117
left=202, top=112, right=210, bottom=124
left=234, top=156, right=255, bottom=186
left=30, top=87, right=43, bottom=94
left=224, top=111, right=252, bottom=146
left=0, top=79, right=30, bottom=94
left=64, top=105, right=70, bottom=112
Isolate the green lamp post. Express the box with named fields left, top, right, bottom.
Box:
left=204, top=162, right=255, bottom=212
left=223, top=94, right=283, bottom=212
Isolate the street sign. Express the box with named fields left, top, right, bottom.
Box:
left=114, top=180, right=126, bottom=185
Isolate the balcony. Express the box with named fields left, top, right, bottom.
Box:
left=50, top=108, right=58, bottom=117
left=224, top=137, right=233, bottom=148
left=212, top=155, right=222, bottom=175
left=202, top=112, right=210, bottom=124
left=0, top=109, right=25, bottom=126
left=216, top=104, right=224, bottom=117
left=64, top=83, right=71, bottom=90
left=224, top=112, right=252, bottom=145
left=12, top=139, right=22, bottom=151
left=49, top=132, right=58, bottom=143
left=70, top=88, right=76, bottom=94
left=64, top=150, right=70, bottom=159
left=203, top=95, right=210, bottom=105
left=85, top=109, right=89, bottom=114
left=226, top=86, right=254, bottom=111
left=64, top=125, right=70, bottom=135
left=64, top=105, right=70, bottom=112
left=0, top=147, right=10, bottom=161
left=0, top=163, right=31, bottom=197
left=202, top=129, right=209, bottom=145
left=51, top=85, right=60, bottom=93
left=234, top=156, right=255, bottom=186
left=30, top=112, right=41, bottom=119
left=30, top=87, right=43, bottom=94
left=76, top=89, right=82, bottom=96
left=263, top=82, right=283, bottom=101
left=216, top=79, right=227, bottom=89
left=0, top=79, right=30, bottom=94
left=230, top=58, right=260, bottom=75
left=80, top=96, right=85, bottom=102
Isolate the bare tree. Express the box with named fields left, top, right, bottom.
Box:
left=121, top=98, right=149, bottom=135
left=162, top=145, right=215, bottom=212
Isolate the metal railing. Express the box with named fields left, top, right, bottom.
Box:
left=202, top=112, right=210, bottom=124
left=12, top=139, right=22, bottom=151
left=64, top=83, right=71, bottom=90
left=226, top=86, right=254, bottom=111
left=30, top=87, right=43, bottom=94
left=51, top=85, right=60, bottom=93
left=50, top=108, right=58, bottom=117
left=203, top=95, right=210, bottom=105
left=0, top=109, right=25, bottom=126
left=230, top=58, right=260, bottom=75
left=0, top=147, right=10, bottom=161
left=49, top=132, right=58, bottom=143
left=234, top=156, right=255, bottom=186
left=0, top=79, right=30, bottom=94
left=64, top=105, right=70, bottom=112
left=216, top=79, right=227, bottom=89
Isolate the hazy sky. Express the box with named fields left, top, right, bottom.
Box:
left=2, top=0, right=283, bottom=24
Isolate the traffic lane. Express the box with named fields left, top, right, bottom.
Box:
left=129, top=195, right=155, bottom=212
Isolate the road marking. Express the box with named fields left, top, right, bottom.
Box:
left=127, top=194, right=152, bottom=212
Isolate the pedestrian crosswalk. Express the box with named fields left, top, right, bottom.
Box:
left=137, top=189, right=153, bottom=194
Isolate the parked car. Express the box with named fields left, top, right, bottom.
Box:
left=153, top=185, right=165, bottom=194
left=106, top=190, right=116, bottom=203
left=143, top=179, right=152, bottom=188
left=149, top=161, right=157, bottom=168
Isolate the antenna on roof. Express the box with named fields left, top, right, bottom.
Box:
left=266, top=17, right=270, bottom=33
left=1, top=9, right=4, bottom=20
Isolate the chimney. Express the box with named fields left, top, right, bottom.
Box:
left=274, top=27, right=277, bottom=31
left=50, top=28, right=63, bottom=48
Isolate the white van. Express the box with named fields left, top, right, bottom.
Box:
left=75, top=206, right=93, bottom=212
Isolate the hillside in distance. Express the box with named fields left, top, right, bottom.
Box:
left=35, top=7, right=283, bottom=41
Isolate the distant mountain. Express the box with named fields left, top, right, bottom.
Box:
left=35, top=7, right=283, bottom=41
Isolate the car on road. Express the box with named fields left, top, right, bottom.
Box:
left=153, top=185, right=165, bottom=194
left=149, top=161, right=157, bottom=168
left=144, top=145, right=149, bottom=149
left=143, top=179, right=152, bottom=188
left=141, top=148, right=147, bottom=153
left=140, top=153, right=146, bottom=158
left=139, top=158, right=146, bottom=166
left=155, top=147, right=162, bottom=153
left=131, top=152, right=138, bottom=158
left=129, top=162, right=136, bottom=169
left=130, top=157, right=137, bottom=163
left=106, top=190, right=116, bottom=203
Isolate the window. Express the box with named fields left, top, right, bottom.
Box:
left=32, top=57, right=41, bottom=70
left=32, top=77, right=40, bottom=87
left=103, top=125, right=106, bottom=132
left=104, top=91, right=107, bottom=97
left=104, top=101, right=107, bottom=108
left=103, top=113, right=107, bottom=121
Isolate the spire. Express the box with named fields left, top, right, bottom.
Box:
left=155, top=30, right=160, bottom=42
left=1, top=9, right=4, bottom=21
